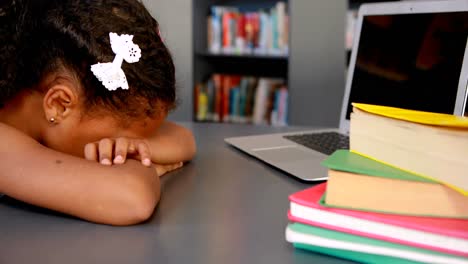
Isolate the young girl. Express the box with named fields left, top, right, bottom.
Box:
left=0, top=0, right=196, bottom=225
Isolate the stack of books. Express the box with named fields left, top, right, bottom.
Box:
left=286, top=103, right=468, bottom=263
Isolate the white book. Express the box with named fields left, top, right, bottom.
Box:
left=252, top=79, right=270, bottom=125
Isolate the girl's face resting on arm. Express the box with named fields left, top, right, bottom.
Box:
left=37, top=73, right=168, bottom=158
left=43, top=95, right=168, bottom=159
left=0, top=0, right=176, bottom=158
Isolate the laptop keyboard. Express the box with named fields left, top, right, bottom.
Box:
left=283, top=132, right=349, bottom=155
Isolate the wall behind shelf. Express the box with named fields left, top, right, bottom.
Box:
left=144, top=0, right=193, bottom=121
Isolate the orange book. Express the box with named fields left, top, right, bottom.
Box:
left=323, top=150, right=468, bottom=218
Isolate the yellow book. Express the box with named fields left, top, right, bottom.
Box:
left=350, top=103, right=468, bottom=195
left=353, top=103, right=468, bottom=128
left=197, top=92, right=208, bottom=121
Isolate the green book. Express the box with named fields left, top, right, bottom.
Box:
left=319, top=150, right=468, bottom=218
left=321, top=150, right=432, bottom=183
left=286, top=223, right=467, bottom=264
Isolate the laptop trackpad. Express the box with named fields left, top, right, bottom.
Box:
left=253, top=146, right=322, bottom=162
left=252, top=146, right=328, bottom=180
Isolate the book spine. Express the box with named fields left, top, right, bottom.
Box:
left=194, top=83, right=200, bottom=120
left=280, top=88, right=288, bottom=125
left=222, top=11, right=233, bottom=54
left=236, top=13, right=246, bottom=54
left=221, top=75, right=229, bottom=122
left=284, top=14, right=289, bottom=54
left=270, top=88, right=281, bottom=126
left=257, top=11, right=270, bottom=55
left=239, top=78, right=248, bottom=123
left=245, top=13, right=254, bottom=53
left=206, top=79, right=215, bottom=121
left=229, top=12, right=237, bottom=54
left=276, top=2, right=288, bottom=55
left=232, top=87, right=240, bottom=122
left=252, top=79, right=268, bottom=124
left=245, top=77, right=257, bottom=123
left=196, top=84, right=208, bottom=121
left=270, top=9, right=279, bottom=54
left=209, top=7, right=223, bottom=54
left=212, top=74, right=222, bottom=122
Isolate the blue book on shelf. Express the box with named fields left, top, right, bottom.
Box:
left=231, top=87, right=240, bottom=122
left=238, top=78, right=249, bottom=120
left=271, top=9, right=279, bottom=52
left=258, top=11, right=270, bottom=53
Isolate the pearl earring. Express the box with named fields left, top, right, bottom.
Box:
left=49, top=117, right=56, bottom=123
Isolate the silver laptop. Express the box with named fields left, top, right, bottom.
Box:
left=225, top=0, right=468, bottom=181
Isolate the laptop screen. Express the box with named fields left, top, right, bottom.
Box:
left=346, top=12, right=468, bottom=119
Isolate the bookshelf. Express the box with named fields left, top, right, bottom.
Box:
left=193, top=0, right=347, bottom=127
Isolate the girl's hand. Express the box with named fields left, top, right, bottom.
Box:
left=154, top=162, right=184, bottom=177
left=84, top=137, right=152, bottom=167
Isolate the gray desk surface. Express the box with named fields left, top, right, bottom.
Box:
left=0, top=123, right=355, bottom=264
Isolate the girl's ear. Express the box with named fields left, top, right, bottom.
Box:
left=43, top=80, right=78, bottom=124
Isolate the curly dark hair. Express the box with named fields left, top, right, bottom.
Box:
left=0, top=0, right=175, bottom=119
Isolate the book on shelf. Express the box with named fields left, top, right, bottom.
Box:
left=350, top=103, right=468, bottom=195
left=207, top=2, right=289, bottom=56
left=194, top=83, right=204, bottom=121
left=322, top=150, right=468, bottom=218
left=286, top=223, right=468, bottom=264
left=195, top=74, right=288, bottom=126
left=212, top=74, right=223, bottom=122
left=288, top=183, right=468, bottom=257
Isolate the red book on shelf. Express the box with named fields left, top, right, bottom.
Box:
left=194, top=83, right=200, bottom=118
left=237, top=14, right=246, bottom=39
left=235, top=13, right=246, bottom=53
left=222, top=12, right=235, bottom=52
left=221, top=75, right=241, bottom=122
left=252, top=13, right=260, bottom=48
left=212, top=74, right=223, bottom=122
left=220, top=75, right=229, bottom=122
left=245, top=13, right=254, bottom=49
left=288, top=183, right=468, bottom=257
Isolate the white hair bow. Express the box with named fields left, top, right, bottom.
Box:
left=91, top=32, right=142, bottom=91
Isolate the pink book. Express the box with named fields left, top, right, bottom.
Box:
left=288, top=183, right=468, bottom=257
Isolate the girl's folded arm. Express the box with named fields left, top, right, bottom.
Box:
left=0, top=124, right=160, bottom=226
